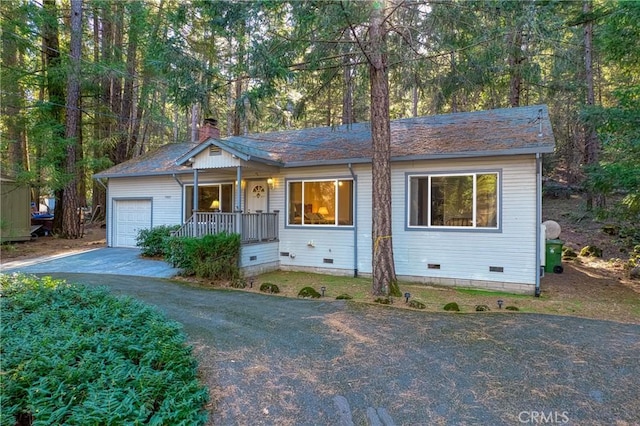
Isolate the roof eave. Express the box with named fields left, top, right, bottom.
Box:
left=391, top=145, right=556, bottom=162
left=93, top=170, right=192, bottom=179
left=282, top=145, right=555, bottom=167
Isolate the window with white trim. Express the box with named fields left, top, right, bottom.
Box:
left=408, top=172, right=499, bottom=228
left=185, top=183, right=234, bottom=219
left=288, top=179, right=353, bottom=226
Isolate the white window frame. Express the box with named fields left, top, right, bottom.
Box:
left=286, top=178, right=354, bottom=227
left=407, top=171, right=500, bottom=230
left=184, top=183, right=235, bottom=220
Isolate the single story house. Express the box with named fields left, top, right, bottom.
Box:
left=94, top=105, right=556, bottom=294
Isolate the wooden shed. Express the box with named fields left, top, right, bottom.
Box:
left=1, top=175, right=32, bottom=243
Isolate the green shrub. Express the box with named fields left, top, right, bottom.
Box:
left=298, top=286, right=321, bottom=298
left=444, top=302, right=460, bottom=312
left=335, top=293, right=353, bottom=300
left=475, top=304, right=491, bottom=312
left=0, top=274, right=208, bottom=425
left=580, top=245, right=603, bottom=258
left=136, top=225, right=180, bottom=257
left=166, top=233, right=241, bottom=282
left=374, top=297, right=392, bottom=305
left=408, top=300, right=426, bottom=309
left=259, top=282, right=280, bottom=293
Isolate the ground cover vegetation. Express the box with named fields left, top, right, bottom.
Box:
left=1, top=1, right=637, bottom=294
left=0, top=274, right=209, bottom=426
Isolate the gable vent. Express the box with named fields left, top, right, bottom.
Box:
left=209, top=146, right=221, bottom=156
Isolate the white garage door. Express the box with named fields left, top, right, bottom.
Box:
left=113, top=199, right=152, bottom=247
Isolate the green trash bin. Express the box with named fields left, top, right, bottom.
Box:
left=545, top=239, right=564, bottom=274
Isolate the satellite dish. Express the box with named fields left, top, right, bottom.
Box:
left=542, top=220, right=561, bottom=240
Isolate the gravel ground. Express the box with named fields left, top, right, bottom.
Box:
left=39, top=273, right=640, bottom=426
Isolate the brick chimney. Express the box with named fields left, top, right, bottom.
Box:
left=199, top=118, right=220, bottom=142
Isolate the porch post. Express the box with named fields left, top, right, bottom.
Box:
left=235, top=166, right=242, bottom=212
left=235, top=166, right=243, bottom=235
left=192, top=168, right=199, bottom=236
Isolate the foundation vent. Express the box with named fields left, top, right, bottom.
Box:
left=249, top=255, right=257, bottom=261
left=428, top=264, right=441, bottom=270
left=279, top=252, right=290, bottom=257
left=323, top=258, right=334, bottom=264
left=489, top=266, right=504, bottom=273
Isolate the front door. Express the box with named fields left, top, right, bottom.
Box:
left=246, top=180, right=268, bottom=212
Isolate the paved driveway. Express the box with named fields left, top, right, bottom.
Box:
left=3, top=250, right=640, bottom=425
left=1, top=247, right=178, bottom=278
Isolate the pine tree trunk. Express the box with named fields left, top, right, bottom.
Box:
left=583, top=0, right=603, bottom=210
left=42, top=0, right=66, bottom=233
left=369, top=0, right=399, bottom=297
left=61, top=0, right=83, bottom=239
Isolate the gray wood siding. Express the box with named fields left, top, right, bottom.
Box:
left=192, top=148, right=241, bottom=169
left=390, top=155, right=537, bottom=285
left=276, top=165, right=358, bottom=274
left=107, top=176, right=183, bottom=246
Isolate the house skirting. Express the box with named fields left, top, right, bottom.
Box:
left=240, top=261, right=280, bottom=277
left=394, top=274, right=536, bottom=295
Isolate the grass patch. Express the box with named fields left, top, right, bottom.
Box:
left=455, top=288, right=531, bottom=298
left=0, top=273, right=208, bottom=425
left=239, top=271, right=640, bottom=323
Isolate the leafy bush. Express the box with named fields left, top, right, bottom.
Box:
left=165, top=233, right=241, bottom=282
left=0, top=274, right=208, bottom=425
left=297, top=286, right=321, bottom=298
left=408, top=300, right=426, bottom=309
left=444, top=302, right=460, bottom=312
left=335, top=293, right=353, bottom=300
left=259, top=282, right=280, bottom=293
left=135, top=225, right=180, bottom=257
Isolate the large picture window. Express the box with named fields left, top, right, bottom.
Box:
left=409, top=172, right=499, bottom=229
left=185, top=184, right=234, bottom=219
left=288, top=179, right=353, bottom=226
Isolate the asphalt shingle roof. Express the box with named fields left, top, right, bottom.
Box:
left=93, top=142, right=197, bottom=178
left=95, top=105, right=555, bottom=178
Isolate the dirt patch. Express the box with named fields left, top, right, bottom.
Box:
left=1, top=224, right=106, bottom=262
left=541, top=195, right=639, bottom=320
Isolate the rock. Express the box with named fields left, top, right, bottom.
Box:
left=580, top=245, right=603, bottom=258
left=602, top=224, right=620, bottom=236
left=630, top=267, right=640, bottom=280
left=475, top=304, right=491, bottom=312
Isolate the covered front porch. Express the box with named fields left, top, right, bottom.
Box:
left=172, top=210, right=279, bottom=244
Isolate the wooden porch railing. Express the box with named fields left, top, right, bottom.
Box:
left=172, top=211, right=279, bottom=243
